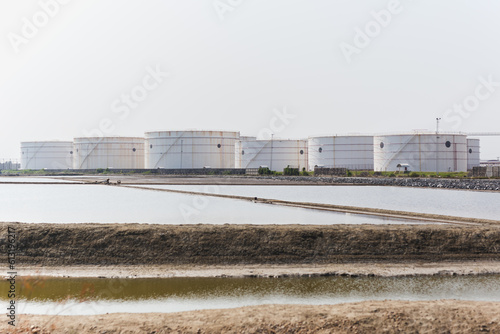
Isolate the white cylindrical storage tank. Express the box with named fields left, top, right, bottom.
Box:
left=145, top=130, right=240, bottom=169
left=235, top=136, right=256, bottom=169
left=235, top=137, right=308, bottom=171
left=20, top=141, right=74, bottom=169
left=73, top=137, right=145, bottom=169
left=467, top=138, right=480, bottom=170
left=374, top=133, right=467, bottom=172
left=308, top=136, right=374, bottom=171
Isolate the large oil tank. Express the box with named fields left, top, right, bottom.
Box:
left=145, top=130, right=240, bottom=169
left=308, top=136, right=374, bottom=171
left=467, top=138, right=480, bottom=170
left=20, top=141, right=74, bottom=169
left=373, top=133, right=467, bottom=172
left=235, top=137, right=308, bottom=171
left=73, top=137, right=145, bottom=169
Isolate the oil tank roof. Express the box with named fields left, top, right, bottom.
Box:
left=250, top=137, right=307, bottom=141
left=21, top=140, right=73, bottom=144
left=74, top=136, right=144, bottom=140
left=145, top=129, right=240, bottom=135
left=308, top=134, right=374, bottom=139
left=373, top=131, right=468, bottom=136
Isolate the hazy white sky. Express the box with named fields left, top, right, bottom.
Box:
left=1, top=0, right=499, bottom=161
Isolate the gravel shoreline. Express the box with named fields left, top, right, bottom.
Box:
left=56, top=174, right=500, bottom=191
left=249, top=175, right=500, bottom=191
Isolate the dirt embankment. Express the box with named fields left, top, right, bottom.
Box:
left=2, top=223, right=500, bottom=266
left=5, top=300, right=500, bottom=333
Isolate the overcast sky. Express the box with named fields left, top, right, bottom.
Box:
left=1, top=0, right=499, bottom=161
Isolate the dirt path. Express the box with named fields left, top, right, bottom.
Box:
left=17, top=261, right=500, bottom=278
left=4, top=300, right=500, bottom=333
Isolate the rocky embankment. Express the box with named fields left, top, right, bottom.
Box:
left=257, top=176, right=500, bottom=191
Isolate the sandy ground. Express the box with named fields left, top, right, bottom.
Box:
left=3, top=300, right=500, bottom=333
left=16, top=261, right=500, bottom=278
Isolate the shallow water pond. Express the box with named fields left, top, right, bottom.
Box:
left=139, top=185, right=500, bottom=220
left=0, top=184, right=420, bottom=225
left=2, top=275, right=499, bottom=315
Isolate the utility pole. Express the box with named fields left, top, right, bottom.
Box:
left=436, top=118, right=441, bottom=176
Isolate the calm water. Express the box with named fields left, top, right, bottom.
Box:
left=0, top=184, right=415, bottom=224
left=3, top=275, right=499, bottom=315
left=0, top=176, right=78, bottom=183
left=139, top=185, right=500, bottom=220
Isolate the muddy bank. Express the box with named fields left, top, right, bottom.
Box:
left=2, top=223, right=500, bottom=267
left=5, top=300, right=500, bottom=333
left=18, top=261, right=500, bottom=278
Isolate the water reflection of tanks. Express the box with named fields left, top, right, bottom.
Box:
left=145, top=130, right=240, bottom=169
left=308, top=136, right=374, bottom=171
left=73, top=137, right=145, bottom=169
left=20, top=141, right=74, bottom=170
left=235, top=137, right=308, bottom=171
left=374, top=133, right=468, bottom=172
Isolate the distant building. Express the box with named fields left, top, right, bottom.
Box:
left=480, top=159, right=500, bottom=166
left=0, top=161, right=20, bottom=170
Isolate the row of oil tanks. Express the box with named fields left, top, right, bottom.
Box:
left=20, top=131, right=481, bottom=172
